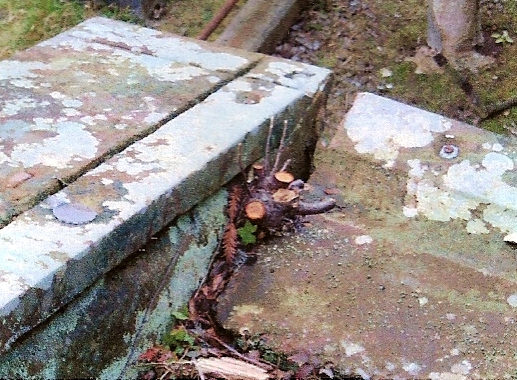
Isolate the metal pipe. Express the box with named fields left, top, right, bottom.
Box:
left=197, top=0, right=240, bottom=40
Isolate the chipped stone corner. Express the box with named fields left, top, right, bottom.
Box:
left=343, top=92, right=517, bottom=243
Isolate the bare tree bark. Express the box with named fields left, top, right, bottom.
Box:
left=427, top=0, right=493, bottom=70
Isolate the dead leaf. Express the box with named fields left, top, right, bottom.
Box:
left=404, top=46, right=444, bottom=74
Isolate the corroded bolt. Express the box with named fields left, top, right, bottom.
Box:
left=443, top=145, right=454, bottom=154
left=439, top=144, right=459, bottom=159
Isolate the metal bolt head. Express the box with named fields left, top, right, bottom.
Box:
left=439, top=144, right=459, bottom=159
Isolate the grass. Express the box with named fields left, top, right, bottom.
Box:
left=0, top=0, right=146, bottom=60
left=0, top=0, right=85, bottom=59
left=309, top=0, right=517, bottom=134
left=156, top=0, right=247, bottom=39
left=0, top=0, right=247, bottom=60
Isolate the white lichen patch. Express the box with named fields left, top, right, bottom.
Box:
left=404, top=151, right=517, bottom=239
left=429, top=372, right=467, bottom=380
left=0, top=61, right=49, bottom=88
left=0, top=272, right=29, bottom=308
left=344, top=93, right=451, bottom=167
left=9, top=122, right=99, bottom=168
left=1, top=97, right=49, bottom=117
left=110, top=156, right=163, bottom=176
left=354, top=235, right=373, bottom=245
left=403, top=362, right=422, bottom=376
left=418, top=296, right=428, bottom=306
left=69, top=17, right=251, bottom=72
left=147, top=65, right=210, bottom=82
left=251, top=60, right=331, bottom=97
left=450, top=360, right=472, bottom=375
left=341, top=341, right=365, bottom=356
left=144, top=112, right=168, bottom=125
left=466, top=219, right=489, bottom=234
left=507, top=293, right=517, bottom=307
left=62, top=98, right=83, bottom=108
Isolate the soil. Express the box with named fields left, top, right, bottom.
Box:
left=269, top=0, right=517, bottom=137
left=146, top=0, right=247, bottom=39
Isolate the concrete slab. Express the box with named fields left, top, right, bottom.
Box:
left=0, top=16, right=331, bottom=364
left=0, top=189, right=228, bottom=379
left=216, top=0, right=309, bottom=54
left=217, top=93, right=517, bottom=379
left=0, top=16, right=261, bottom=226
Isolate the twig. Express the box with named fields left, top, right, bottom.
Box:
left=483, top=95, right=517, bottom=120
left=159, top=368, right=171, bottom=380
left=297, top=199, right=336, bottom=215
left=271, top=119, right=289, bottom=175
left=263, top=117, right=274, bottom=175
left=208, top=334, right=275, bottom=371
left=279, top=159, right=291, bottom=173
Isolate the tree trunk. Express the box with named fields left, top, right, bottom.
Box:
left=427, top=0, right=493, bottom=70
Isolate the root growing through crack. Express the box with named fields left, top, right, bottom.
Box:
left=137, top=118, right=337, bottom=379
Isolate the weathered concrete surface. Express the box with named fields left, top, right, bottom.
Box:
left=217, top=92, right=517, bottom=379
left=0, top=16, right=332, bottom=375
left=216, top=0, right=310, bottom=54
left=0, top=118, right=322, bottom=379
left=0, top=189, right=227, bottom=379
left=0, top=16, right=260, bottom=226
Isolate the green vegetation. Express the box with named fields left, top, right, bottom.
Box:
left=237, top=220, right=257, bottom=245
left=0, top=0, right=143, bottom=60
left=492, top=30, right=514, bottom=44
left=310, top=0, right=517, bottom=134
left=0, top=0, right=84, bottom=58
left=0, top=0, right=247, bottom=60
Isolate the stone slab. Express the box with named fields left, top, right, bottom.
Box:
left=0, top=16, right=261, bottom=226
left=216, top=0, right=309, bottom=54
left=0, top=17, right=331, bottom=357
left=0, top=189, right=228, bottom=379
left=217, top=92, right=517, bottom=379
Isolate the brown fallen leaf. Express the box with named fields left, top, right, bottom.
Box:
left=404, top=46, right=444, bottom=74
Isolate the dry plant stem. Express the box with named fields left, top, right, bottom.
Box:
left=263, top=117, right=274, bottom=175
left=483, top=95, right=517, bottom=119
left=271, top=120, right=289, bottom=174
left=279, top=158, right=291, bottom=173
left=202, top=334, right=275, bottom=371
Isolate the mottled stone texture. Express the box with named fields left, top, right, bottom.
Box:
left=217, top=92, right=517, bottom=379
left=0, top=17, right=331, bottom=378
left=0, top=17, right=260, bottom=227
left=0, top=190, right=227, bottom=379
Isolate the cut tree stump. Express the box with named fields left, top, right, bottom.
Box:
left=245, top=200, right=267, bottom=220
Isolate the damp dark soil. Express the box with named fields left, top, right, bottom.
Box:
left=270, top=0, right=517, bottom=138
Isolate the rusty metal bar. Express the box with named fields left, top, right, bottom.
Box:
left=197, top=0, right=240, bottom=40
